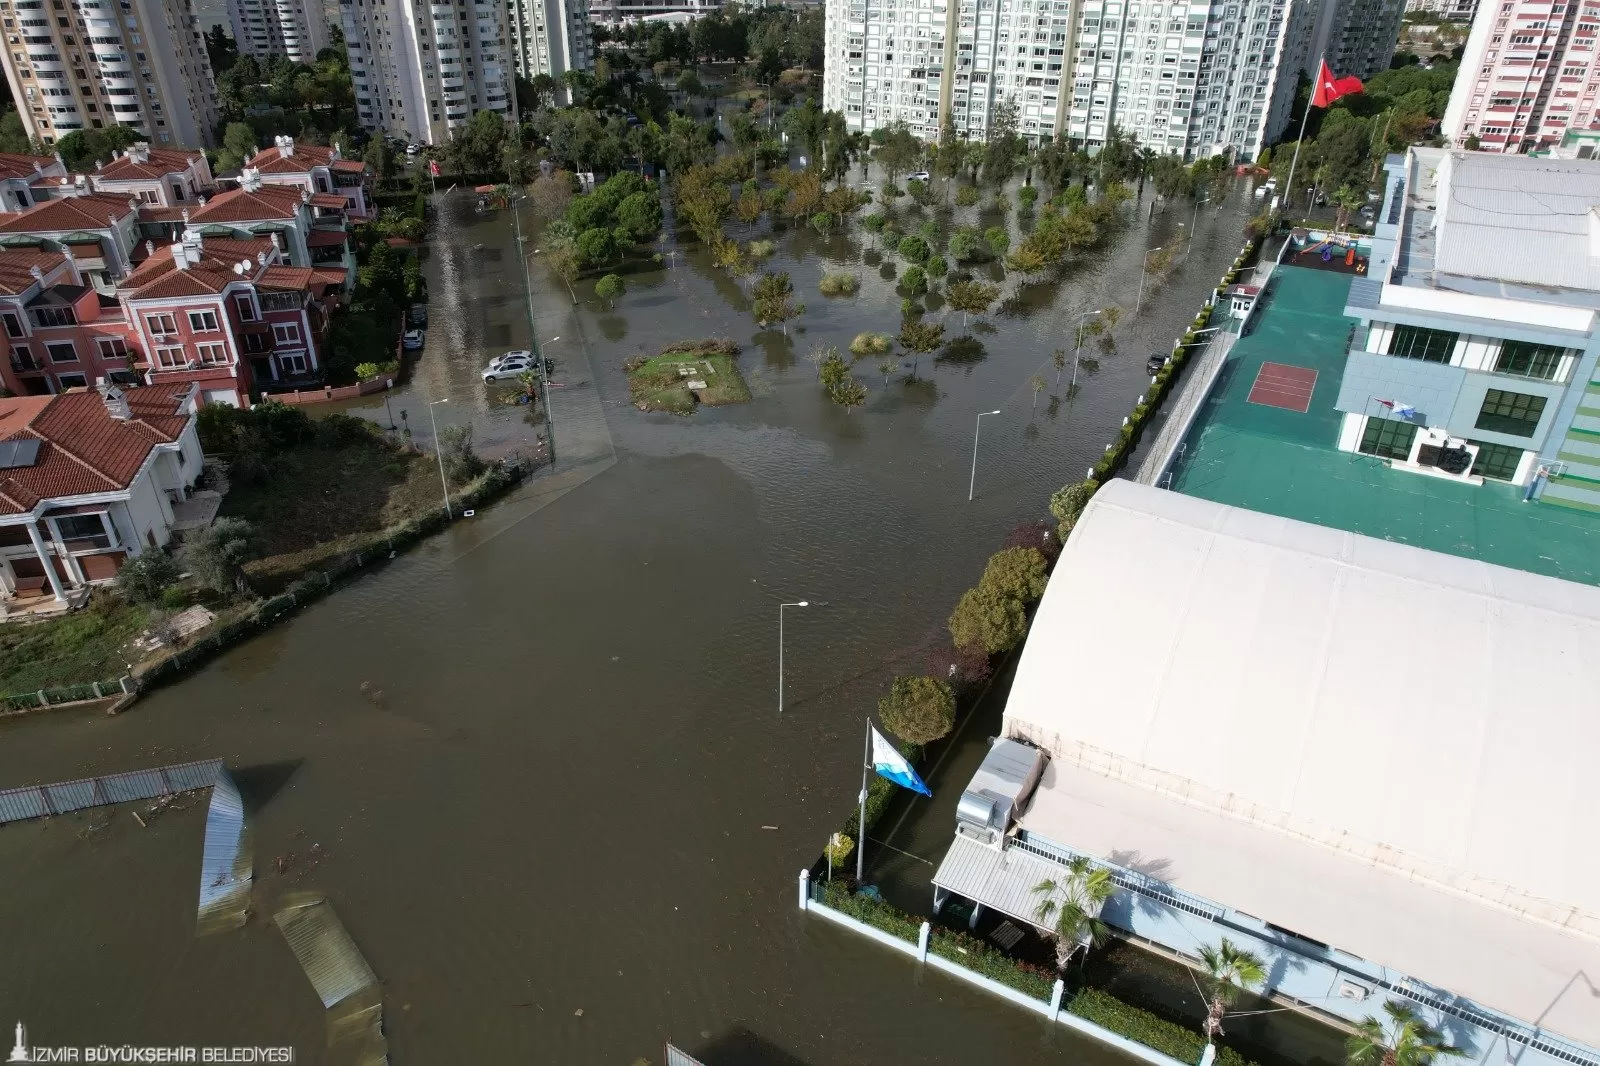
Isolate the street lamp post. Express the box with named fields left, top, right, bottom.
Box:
left=1072, top=309, right=1102, bottom=390
left=1189, top=196, right=1209, bottom=255
left=969, top=410, right=1001, bottom=502
left=778, top=601, right=809, bottom=714
left=1136, top=244, right=1165, bottom=314
left=428, top=397, right=451, bottom=520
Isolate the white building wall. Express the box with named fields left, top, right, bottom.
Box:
left=228, top=0, right=332, bottom=64
left=344, top=0, right=515, bottom=144
left=511, top=0, right=595, bottom=93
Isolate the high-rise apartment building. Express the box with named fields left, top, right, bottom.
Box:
left=0, top=0, right=218, bottom=147
left=1441, top=0, right=1600, bottom=153
left=509, top=0, right=593, bottom=91
left=825, top=0, right=1404, bottom=160
left=342, top=0, right=515, bottom=145
left=227, top=0, right=330, bottom=64
left=586, top=0, right=716, bottom=23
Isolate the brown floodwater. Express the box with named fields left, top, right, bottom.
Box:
left=0, top=178, right=1256, bottom=1065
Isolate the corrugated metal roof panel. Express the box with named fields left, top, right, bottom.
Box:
left=275, top=896, right=378, bottom=1010
left=932, top=834, right=1080, bottom=932
left=196, top=768, right=252, bottom=934
left=0, top=759, right=223, bottom=825
left=0, top=788, right=47, bottom=822
left=44, top=779, right=98, bottom=814
left=665, top=1044, right=707, bottom=1066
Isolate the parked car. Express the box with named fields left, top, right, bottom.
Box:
left=408, top=303, right=428, bottom=328
left=909, top=170, right=931, bottom=181
left=1147, top=353, right=1168, bottom=375
left=488, top=349, right=532, bottom=370
left=402, top=329, right=425, bottom=351
left=483, top=356, right=534, bottom=383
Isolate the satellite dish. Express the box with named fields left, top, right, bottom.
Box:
left=233, top=262, right=245, bottom=274
left=238, top=259, right=251, bottom=273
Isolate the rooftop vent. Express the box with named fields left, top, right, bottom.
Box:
left=955, top=737, right=1047, bottom=846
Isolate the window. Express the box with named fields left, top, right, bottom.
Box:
left=196, top=341, right=227, bottom=365
left=1387, top=325, right=1458, bottom=364
left=1, top=312, right=22, bottom=338
left=278, top=352, right=308, bottom=375
left=45, top=340, right=76, bottom=363
left=10, top=344, right=36, bottom=370
left=186, top=309, right=218, bottom=332
left=1494, top=339, right=1564, bottom=380
left=95, top=336, right=127, bottom=361
left=1469, top=440, right=1524, bottom=480
left=1358, top=417, right=1417, bottom=460
left=30, top=305, right=74, bottom=327
left=154, top=344, right=185, bottom=368
left=272, top=322, right=301, bottom=345
left=55, top=512, right=110, bottom=548
left=145, top=311, right=177, bottom=336
left=1475, top=389, right=1547, bottom=436
left=234, top=294, right=256, bottom=321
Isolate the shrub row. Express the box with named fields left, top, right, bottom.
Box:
left=816, top=884, right=1260, bottom=1066
left=1068, top=987, right=1255, bottom=1066
left=1086, top=237, right=1259, bottom=487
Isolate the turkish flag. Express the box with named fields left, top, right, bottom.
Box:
left=1311, top=60, right=1363, bottom=108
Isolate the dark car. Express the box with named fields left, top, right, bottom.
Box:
left=1147, top=353, right=1168, bottom=375
left=408, top=303, right=428, bottom=328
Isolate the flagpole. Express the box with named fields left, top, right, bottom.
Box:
left=857, top=718, right=869, bottom=884
left=1281, top=53, right=1322, bottom=216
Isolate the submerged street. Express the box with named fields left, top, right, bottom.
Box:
left=0, top=182, right=1258, bottom=1064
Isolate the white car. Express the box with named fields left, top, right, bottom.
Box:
left=483, top=356, right=534, bottom=383
left=909, top=170, right=931, bottom=181
left=402, top=329, right=425, bottom=350
left=488, top=349, right=532, bottom=370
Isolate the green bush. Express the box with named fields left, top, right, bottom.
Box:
left=820, top=272, right=859, bottom=296
left=980, top=547, right=1049, bottom=603
left=1067, top=988, right=1257, bottom=1066
left=1051, top=481, right=1098, bottom=538
left=878, top=675, right=956, bottom=744
left=929, top=928, right=1055, bottom=1001
left=114, top=551, right=182, bottom=606
left=822, top=880, right=921, bottom=942
left=948, top=583, right=1028, bottom=654
left=898, top=235, right=931, bottom=264
left=849, top=332, right=892, bottom=356
left=900, top=265, right=928, bottom=295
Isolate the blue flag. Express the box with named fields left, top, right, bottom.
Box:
left=871, top=725, right=932, bottom=797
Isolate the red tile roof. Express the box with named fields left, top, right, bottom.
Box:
left=330, top=159, right=367, bottom=173
left=0, top=247, right=67, bottom=296
left=309, top=192, right=348, bottom=209
left=0, top=193, right=137, bottom=234
left=124, top=238, right=266, bottom=300
left=246, top=143, right=338, bottom=175
left=0, top=153, right=59, bottom=182
left=94, top=149, right=204, bottom=183
left=305, top=229, right=347, bottom=248
left=136, top=205, right=187, bottom=224
left=188, top=185, right=304, bottom=224
left=0, top=386, right=191, bottom=515
left=257, top=266, right=312, bottom=292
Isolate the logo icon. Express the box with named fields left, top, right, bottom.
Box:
left=6, top=1021, right=28, bottom=1063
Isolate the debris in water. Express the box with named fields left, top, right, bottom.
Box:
left=761, top=825, right=778, bottom=830
left=574, top=1008, right=584, bottom=1017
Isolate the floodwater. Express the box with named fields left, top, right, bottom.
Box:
left=0, top=178, right=1256, bottom=1064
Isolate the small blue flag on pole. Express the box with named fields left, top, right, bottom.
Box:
left=870, top=724, right=932, bottom=797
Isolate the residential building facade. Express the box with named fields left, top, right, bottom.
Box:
left=1338, top=147, right=1600, bottom=508
left=1442, top=0, right=1600, bottom=153
left=824, top=0, right=1404, bottom=158
left=244, top=136, right=373, bottom=220
left=341, top=0, right=516, bottom=144
left=0, top=382, right=202, bottom=606
left=510, top=0, right=594, bottom=92
left=585, top=0, right=716, bottom=24
left=226, top=0, right=330, bottom=64
left=89, top=143, right=215, bottom=207
left=0, top=152, right=69, bottom=213
left=0, top=0, right=219, bottom=147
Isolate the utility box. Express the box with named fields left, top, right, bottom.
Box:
left=955, top=738, right=1047, bottom=846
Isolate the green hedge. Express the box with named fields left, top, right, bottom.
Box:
left=822, top=879, right=921, bottom=943
left=1068, top=987, right=1256, bottom=1066
left=929, top=928, right=1055, bottom=1002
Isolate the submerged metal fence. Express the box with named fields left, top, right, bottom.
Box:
left=0, top=676, right=133, bottom=715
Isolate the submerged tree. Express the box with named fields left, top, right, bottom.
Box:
left=1346, top=1002, right=1464, bottom=1066
left=1199, top=938, right=1267, bottom=1042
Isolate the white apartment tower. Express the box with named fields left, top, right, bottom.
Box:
left=0, top=0, right=219, bottom=147
left=1442, top=0, right=1600, bottom=154
left=342, top=0, right=515, bottom=145
left=509, top=0, right=593, bottom=90
left=227, top=0, right=331, bottom=64
left=825, top=0, right=1405, bottom=160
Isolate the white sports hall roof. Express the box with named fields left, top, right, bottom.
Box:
left=1004, top=480, right=1600, bottom=1047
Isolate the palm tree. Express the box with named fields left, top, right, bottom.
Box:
left=1347, top=1001, right=1464, bottom=1066
left=1031, top=856, right=1116, bottom=970
left=1332, top=185, right=1365, bottom=232
left=1198, top=938, right=1266, bottom=1040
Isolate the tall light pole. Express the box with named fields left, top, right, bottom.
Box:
left=1189, top=195, right=1209, bottom=254
left=778, top=601, right=809, bottom=714
left=428, top=397, right=452, bottom=520
left=1136, top=244, right=1165, bottom=314
left=969, top=410, right=1001, bottom=502
left=1072, top=309, right=1101, bottom=390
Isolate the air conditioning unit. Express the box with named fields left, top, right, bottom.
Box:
left=1337, top=980, right=1370, bottom=1001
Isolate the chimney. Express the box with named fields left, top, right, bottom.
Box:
left=269, top=232, right=281, bottom=253
left=95, top=159, right=103, bottom=171
left=73, top=174, right=87, bottom=195
left=240, top=167, right=262, bottom=193
left=96, top=378, right=131, bottom=421
left=300, top=186, right=311, bottom=204
left=129, top=142, right=149, bottom=165
left=28, top=265, right=43, bottom=284
left=276, top=134, right=294, bottom=160
left=257, top=250, right=268, bottom=266
left=172, top=242, right=189, bottom=271
left=181, top=207, right=190, bottom=226
left=144, top=239, right=154, bottom=259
